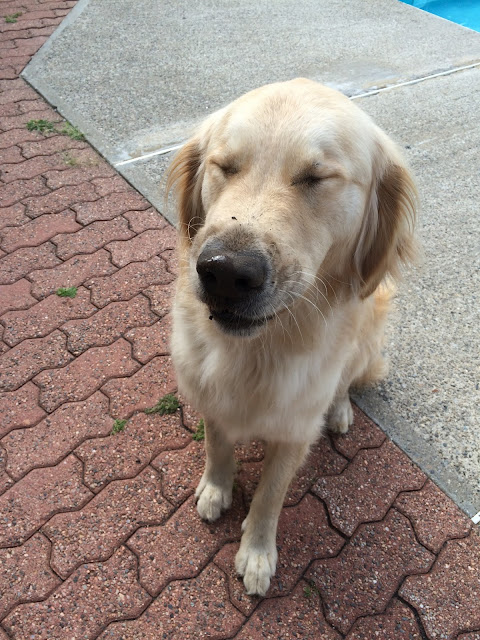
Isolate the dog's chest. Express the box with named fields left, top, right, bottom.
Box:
left=173, top=321, right=340, bottom=442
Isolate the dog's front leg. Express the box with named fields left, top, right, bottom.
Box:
left=235, top=440, right=309, bottom=596
left=195, top=419, right=235, bottom=522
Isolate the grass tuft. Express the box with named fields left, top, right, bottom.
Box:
left=60, top=122, right=85, bottom=140
left=192, top=418, right=205, bottom=441
left=26, top=119, right=85, bottom=141
left=144, top=393, right=180, bottom=415
left=26, top=119, right=56, bottom=134
left=5, top=12, right=22, bottom=23
left=112, top=419, right=127, bottom=434
left=56, top=286, right=77, bottom=298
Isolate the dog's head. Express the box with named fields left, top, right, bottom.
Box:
left=167, top=79, right=417, bottom=337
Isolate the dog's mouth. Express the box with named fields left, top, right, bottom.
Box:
left=209, top=308, right=274, bottom=335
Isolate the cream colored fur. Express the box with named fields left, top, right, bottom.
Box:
left=167, top=78, right=417, bottom=596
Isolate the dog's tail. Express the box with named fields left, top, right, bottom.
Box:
left=353, top=279, right=395, bottom=387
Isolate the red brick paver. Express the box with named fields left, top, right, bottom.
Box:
left=0, top=8, right=478, bottom=639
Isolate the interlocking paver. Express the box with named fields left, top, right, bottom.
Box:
left=107, top=229, right=176, bottom=267
left=44, top=467, right=172, bottom=578
left=0, top=241, right=61, bottom=285
left=345, top=598, right=423, bottom=639
left=0, top=455, right=92, bottom=547
left=400, top=530, right=480, bottom=640
left=91, top=174, right=132, bottom=196
left=28, top=247, right=116, bottom=298
left=312, top=439, right=426, bottom=536
left=126, top=313, right=172, bottom=362
left=0, top=128, right=43, bottom=150
left=3, top=546, right=150, bottom=640
left=152, top=440, right=205, bottom=506
left=395, top=479, right=472, bottom=553
left=143, top=280, right=174, bottom=316
left=331, top=404, right=386, bottom=458
left=73, top=190, right=149, bottom=224
left=0, top=175, right=49, bottom=208
left=76, top=411, right=189, bottom=491
left=0, top=151, right=68, bottom=184
left=0, top=209, right=80, bottom=252
left=0, top=532, right=61, bottom=619
left=19, top=135, right=87, bottom=158
left=0, top=84, right=38, bottom=106
left=34, top=338, right=140, bottom=411
left=1, top=286, right=95, bottom=346
left=0, top=381, right=46, bottom=438
left=87, top=255, right=173, bottom=307
left=0, top=202, right=29, bottom=230
left=0, top=330, right=72, bottom=392
left=128, top=492, right=244, bottom=596
left=2, top=391, right=112, bottom=479
left=234, top=580, right=342, bottom=640
left=44, top=157, right=114, bottom=189
left=52, top=216, right=134, bottom=260
left=0, top=445, right=13, bottom=495
left=124, top=207, right=167, bottom=232
left=24, top=181, right=98, bottom=217
left=307, top=509, right=434, bottom=634
left=102, top=354, right=176, bottom=417
left=62, top=294, right=156, bottom=355
left=0, top=144, right=23, bottom=164
left=0, top=278, right=35, bottom=315
left=98, top=563, right=244, bottom=640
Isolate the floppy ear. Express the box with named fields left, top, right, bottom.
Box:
left=166, top=136, right=206, bottom=245
left=352, top=138, right=418, bottom=299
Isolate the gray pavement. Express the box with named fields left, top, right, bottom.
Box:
left=23, top=0, right=480, bottom=517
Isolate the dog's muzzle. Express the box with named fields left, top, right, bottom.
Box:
left=196, top=240, right=273, bottom=335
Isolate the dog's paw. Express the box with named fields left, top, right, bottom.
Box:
left=235, top=539, right=278, bottom=596
left=195, top=475, right=232, bottom=522
left=328, top=396, right=354, bottom=434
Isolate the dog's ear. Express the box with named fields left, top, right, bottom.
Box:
left=166, top=136, right=206, bottom=244
left=352, top=136, right=418, bottom=298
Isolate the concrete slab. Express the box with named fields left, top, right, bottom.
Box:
left=23, top=0, right=480, bottom=166
left=353, top=67, right=480, bottom=517
left=21, top=0, right=480, bottom=516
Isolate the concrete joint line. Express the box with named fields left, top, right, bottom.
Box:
left=113, top=61, right=480, bottom=169
left=114, top=144, right=184, bottom=168
left=351, top=61, right=480, bottom=100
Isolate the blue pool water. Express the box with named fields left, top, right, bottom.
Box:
left=400, top=0, right=480, bottom=32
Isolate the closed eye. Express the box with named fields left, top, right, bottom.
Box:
left=292, top=174, right=323, bottom=187
left=210, top=159, right=239, bottom=176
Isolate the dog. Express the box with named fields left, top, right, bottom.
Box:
left=166, top=78, right=417, bottom=596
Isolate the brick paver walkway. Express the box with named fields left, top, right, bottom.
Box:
left=1, top=2, right=479, bottom=639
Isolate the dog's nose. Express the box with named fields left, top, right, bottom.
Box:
left=196, top=246, right=267, bottom=299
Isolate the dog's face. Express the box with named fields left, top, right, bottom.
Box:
left=168, top=79, right=416, bottom=337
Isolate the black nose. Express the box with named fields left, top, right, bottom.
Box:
left=196, top=245, right=267, bottom=300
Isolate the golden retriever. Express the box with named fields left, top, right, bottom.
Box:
left=166, top=78, right=417, bottom=596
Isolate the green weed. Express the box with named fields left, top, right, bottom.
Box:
left=26, top=119, right=56, bottom=134
left=56, top=286, right=77, bottom=298
left=60, top=122, right=85, bottom=141
left=112, top=419, right=127, bottom=434
left=144, top=393, right=180, bottom=415
left=5, top=12, right=22, bottom=23
left=26, top=119, right=85, bottom=141
left=192, top=418, right=205, bottom=441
